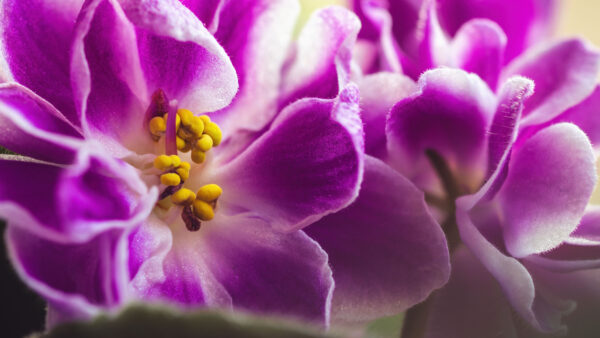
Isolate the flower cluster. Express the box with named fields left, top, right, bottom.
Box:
left=1, top=0, right=600, bottom=337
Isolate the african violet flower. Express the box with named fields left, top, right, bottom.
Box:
left=0, top=0, right=451, bottom=330
left=351, top=0, right=557, bottom=89
left=0, top=0, right=368, bottom=328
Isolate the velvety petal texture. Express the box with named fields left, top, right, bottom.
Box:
left=215, top=85, right=364, bottom=232
left=0, top=0, right=83, bottom=125
left=306, top=156, right=449, bottom=322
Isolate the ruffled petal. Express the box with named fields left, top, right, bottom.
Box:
left=202, top=216, right=334, bottom=325
left=357, top=72, right=416, bottom=157
left=450, top=19, right=507, bottom=90
left=212, top=0, right=300, bottom=135
left=424, top=247, right=518, bottom=338
left=0, top=147, right=157, bottom=243
left=0, top=83, right=83, bottom=164
left=0, top=0, right=82, bottom=125
left=437, top=0, right=557, bottom=62
left=214, top=85, right=364, bottom=232
left=280, top=6, right=360, bottom=108
left=386, top=68, right=495, bottom=189
left=498, top=123, right=596, bottom=258
left=5, top=227, right=129, bottom=323
left=551, top=86, right=600, bottom=148
left=306, top=156, right=449, bottom=322
left=501, top=39, right=600, bottom=127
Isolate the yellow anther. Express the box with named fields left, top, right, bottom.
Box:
left=195, top=134, right=213, bottom=152
left=188, top=116, right=205, bottom=136
left=149, top=116, right=166, bottom=136
left=169, top=155, right=181, bottom=168
left=199, top=115, right=211, bottom=125
left=203, top=122, right=222, bottom=146
left=177, top=128, right=194, bottom=141
left=192, top=199, right=215, bottom=221
left=160, top=173, right=181, bottom=186
left=191, top=149, right=206, bottom=164
left=179, top=162, right=191, bottom=171
left=176, top=136, right=187, bottom=151
left=176, top=167, right=190, bottom=181
left=171, top=188, right=196, bottom=206
left=153, top=155, right=172, bottom=170
left=163, top=113, right=181, bottom=130
left=196, top=184, right=222, bottom=202
left=177, top=109, right=195, bottom=127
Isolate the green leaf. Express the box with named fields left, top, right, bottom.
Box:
left=40, top=305, right=344, bottom=338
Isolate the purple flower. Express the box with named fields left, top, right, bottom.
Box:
left=352, top=0, right=557, bottom=89
left=0, top=0, right=367, bottom=328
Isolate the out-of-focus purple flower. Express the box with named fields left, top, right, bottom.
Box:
left=0, top=0, right=367, bottom=327
left=351, top=0, right=557, bottom=89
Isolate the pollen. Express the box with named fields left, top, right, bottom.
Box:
left=160, top=173, right=181, bottom=186
left=154, top=154, right=173, bottom=170
left=191, top=149, right=206, bottom=164
left=196, top=184, right=222, bottom=203
left=192, top=199, right=215, bottom=221
left=195, top=134, right=213, bottom=152
left=149, top=116, right=166, bottom=138
left=203, top=122, right=222, bottom=146
left=171, top=188, right=196, bottom=206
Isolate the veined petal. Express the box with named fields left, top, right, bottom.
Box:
left=202, top=216, right=334, bottom=325
left=215, top=84, right=364, bottom=232
left=0, top=0, right=83, bottom=125
left=306, top=156, right=449, bottom=322
left=501, top=39, right=600, bottom=127
left=498, top=123, right=596, bottom=258
left=280, top=6, right=360, bottom=108
left=0, top=147, right=157, bottom=243
left=0, top=83, right=83, bottom=164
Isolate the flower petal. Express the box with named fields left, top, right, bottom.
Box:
left=280, top=6, right=360, bottom=108
left=501, top=39, right=600, bottom=127
left=550, top=86, right=600, bottom=149
left=357, top=72, right=416, bottom=157
left=498, top=123, right=596, bottom=258
left=215, top=85, right=364, bottom=232
left=0, top=148, right=157, bottom=243
left=450, top=19, right=507, bottom=90
left=180, top=0, right=224, bottom=32
left=0, top=83, right=83, bottom=164
left=0, top=0, right=83, bottom=125
left=386, top=68, right=495, bottom=189
left=5, top=227, right=129, bottom=322
left=212, top=0, right=300, bottom=135
left=424, top=247, right=518, bottom=338
left=306, top=156, right=449, bottom=322
left=202, top=217, right=334, bottom=325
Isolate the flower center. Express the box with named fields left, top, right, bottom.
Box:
left=145, top=89, right=223, bottom=231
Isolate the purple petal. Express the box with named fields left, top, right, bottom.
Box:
left=5, top=227, right=129, bottom=321
left=0, top=0, right=82, bottom=125
left=450, top=19, right=507, bottom=90
left=0, top=83, right=83, bottom=164
left=386, top=68, right=495, bottom=188
left=550, top=86, right=600, bottom=148
left=572, top=207, right=600, bottom=243
left=306, top=156, right=449, bottom=322
left=437, top=0, right=557, bottom=62
left=202, top=217, right=334, bottom=325
left=180, top=0, right=224, bottom=31
left=498, top=123, right=596, bottom=258
left=357, top=72, right=416, bottom=157
left=0, top=148, right=157, bottom=243
left=212, top=0, right=300, bottom=135
left=215, top=85, right=364, bottom=232
left=280, top=6, right=360, bottom=108
left=424, top=247, right=518, bottom=338
left=486, top=77, right=534, bottom=179
left=501, top=39, right=600, bottom=127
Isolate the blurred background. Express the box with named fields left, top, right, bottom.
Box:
left=2, top=0, right=600, bottom=337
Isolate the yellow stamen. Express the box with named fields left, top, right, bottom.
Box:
left=149, top=116, right=166, bottom=136
left=193, top=199, right=215, bottom=220
left=177, top=128, right=194, bottom=141
left=176, top=167, right=189, bottom=181
left=195, top=134, right=213, bottom=152
left=199, top=115, right=211, bottom=125
left=163, top=113, right=181, bottom=130
left=171, top=188, right=196, bottom=206
left=160, top=173, right=181, bottom=186
left=203, top=122, right=222, bottom=146
left=191, top=149, right=206, bottom=164
left=176, top=136, right=187, bottom=151
left=188, top=116, right=205, bottom=136
left=179, top=162, right=191, bottom=171
left=196, top=184, right=222, bottom=202
left=153, top=155, right=172, bottom=170
left=169, top=155, right=181, bottom=168
left=177, top=108, right=195, bottom=127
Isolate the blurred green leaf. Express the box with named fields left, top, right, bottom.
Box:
left=0, top=146, right=16, bottom=155
left=365, top=313, right=404, bottom=338
left=39, top=305, right=346, bottom=338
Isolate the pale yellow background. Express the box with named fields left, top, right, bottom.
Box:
left=559, top=0, right=600, bottom=45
